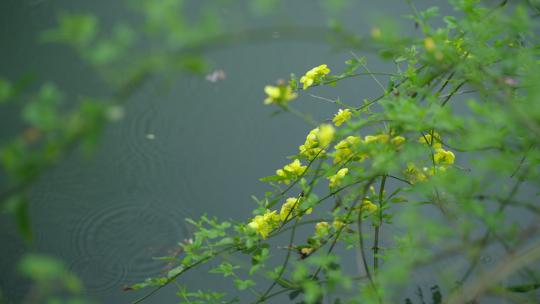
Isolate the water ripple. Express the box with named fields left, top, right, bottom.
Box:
left=70, top=200, right=191, bottom=288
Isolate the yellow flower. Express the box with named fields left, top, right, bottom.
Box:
left=418, top=132, right=442, bottom=149
left=315, top=221, right=330, bottom=236
left=333, top=136, right=363, bottom=164
left=360, top=199, right=378, bottom=213
left=248, top=210, right=281, bottom=238
left=434, top=148, right=455, bottom=166
left=364, top=134, right=389, bottom=144
left=332, top=220, right=345, bottom=230
left=328, top=168, right=349, bottom=189
left=264, top=85, right=297, bottom=105
left=300, top=247, right=313, bottom=255
left=276, top=159, right=307, bottom=184
left=300, top=64, right=331, bottom=90
left=391, top=136, right=406, bottom=146
left=280, top=197, right=312, bottom=221
left=371, top=27, right=382, bottom=39
left=404, top=163, right=427, bottom=184
left=424, top=37, right=436, bottom=51
left=332, top=108, right=352, bottom=126
left=424, top=166, right=447, bottom=176
left=284, top=159, right=306, bottom=175
left=299, top=124, right=335, bottom=158
left=317, top=124, right=335, bottom=147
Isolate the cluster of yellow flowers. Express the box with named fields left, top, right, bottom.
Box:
left=364, top=133, right=405, bottom=146
left=332, top=220, right=345, bottom=230
left=299, top=124, right=336, bottom=158
left=300, top=64, right=331, bottom=90
left=258, top=65, right=461, bottom=244
left=315, top=221, right=330, bottom=237
left=262, top=64, right=332, bottom=106
left=360, top=199, right=378, bottom=213
left=332, top=133, right=404, bottom=165
left=333, top=135, right=363, bottom=164
left=419, top=132, right=440, bottom=147
left=404, top=163, right=428, bottom=184
left=328, top=168, right=349, bottom=189
left=247, top=210, right=280, bottom=239
left=280, top=197, right=312, bottom=221
left=264, top=84, right=297, bottom=106
left=434, top=149, right=455, bottom=166
left=276, top=159, right=307, bottom=184
left=248, top=197, right=311, bottom=238
left=332, top=108, right=352, bottom=126
left=419, top=132, right=455, bottom=165
left=404, top=132, right=456, bottom=183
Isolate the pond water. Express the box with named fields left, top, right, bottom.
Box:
left=0, top=1, right=463, bottom=303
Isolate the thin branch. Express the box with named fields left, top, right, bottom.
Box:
left=373, top=175, right=387, bottom=274
left=254, top=217, right=300, bottom=303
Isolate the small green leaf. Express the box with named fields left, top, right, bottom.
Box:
left=15, top=198, right=32, bottom=243
left=234, top=279, right=255, bottom=290
left=259, top=175, right=281, bottom=182
left=506, top=283, right=540, bottom=293
left=0, top=79, right=12, bottom=103
left=19, top=254, right=64, bottom=280
left=5, top=195, right=33, bottom=243
left=390, top=196, right=408, bottom=203
left=41, top=13, right=99, bottom=49
left=167, top=265, right=184, bottom=278
left=444, top=16, right=457, bottom=28
left=210, top=262, right=238, bottom=277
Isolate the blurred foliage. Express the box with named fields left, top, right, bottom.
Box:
left=18, top=254, right=92, bottom=304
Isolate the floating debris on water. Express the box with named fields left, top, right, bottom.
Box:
left=205, top=69, right=226, bottom=83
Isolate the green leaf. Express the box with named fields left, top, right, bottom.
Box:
left=259, top=175, right=281, bottom=182
left=129, top=277, right=168, bottom=290
left=443, top=16, right=457, bottom=28
left=506, top=283, right=540, bottom=293
left=390, top=196, right=408, bottom=203
left=0, top=78, right=12, bottom=103
left=41, top=13, right=99, bottom=49
left=22, top=83, right=63, bottom=131
left=5, top=195, right=33, bottom=243
left=167, top=265, right=184, bottom=278
left=234, top=279, right=255, bottom=291
left=210, top=262, right=238, bottom=277
left=19, top=254, right=64, bottom=280
left=15, top=198, right=32, bottom=243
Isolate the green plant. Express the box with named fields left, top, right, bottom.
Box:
left=129, top=1, right=540, bottom=303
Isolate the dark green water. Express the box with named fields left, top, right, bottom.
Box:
left=0, top=1, right=456, bottom=303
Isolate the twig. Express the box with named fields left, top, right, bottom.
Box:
left=373, top=175, right=387, bottom=274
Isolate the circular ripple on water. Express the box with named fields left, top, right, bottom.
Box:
left=70, top=201, right=192, bottom=285
left=110, top=101, right=188, bottom=197
left=68, top=254, right=128, bottom=294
